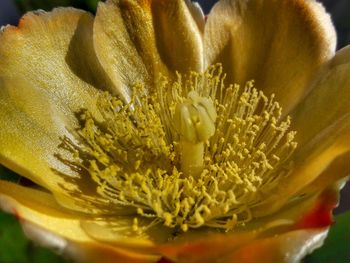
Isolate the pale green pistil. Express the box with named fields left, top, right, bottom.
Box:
left=174, top=91, right=217, bottom=178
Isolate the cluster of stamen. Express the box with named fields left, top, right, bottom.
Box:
left=62, top=65, right=297, bottom=232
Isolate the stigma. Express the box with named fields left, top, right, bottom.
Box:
left=60, top=65, right=297, bottom=232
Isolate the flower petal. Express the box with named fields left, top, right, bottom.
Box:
left=22, top=220, right=159, bottom=263
left=0, top=8, right=117, bottom=213
left=204, top=0, right=336, bottom=113
left=66, top=240, right=159, bottom=263
left=252, top=45, right=350, bottom=216
left=0, top=180, right=159, bottom=262
left=291, top=45, right=350, bottom=150
left=159, top=227, right=328, bottom=263
left=93, top=0, right=204, bottom=101
left=0, top=8, right=103, bottom=118
left=185, top=0, right=205, bottom=33
left=296, top=153, right=350, bottom=196
left=222, top=228, right=328, bottom=263
left=0, top=181, right=91, bottom=242
left=158, top=231, right=257, bottom=263
left=80, top=219, right=172, bottom=250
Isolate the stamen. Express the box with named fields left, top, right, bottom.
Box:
left=59, top=64, right=297, bottom=232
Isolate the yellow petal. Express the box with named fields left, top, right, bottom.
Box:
left=0, top=8, right=101, bottom=117
left=204, top=0, right=336, bottom=114
left=81, top=220, right=155, bottom=249
left=252, top=45, right=350, bottom=216
left=0, top=181, right=91, bottom=242
left=0, top=180, right=89, bottom=219
left=80, top=218, right=172, bottom=253
left=93, top=0, right=204, bottom=101
left=291, top=45, right=350, bottom=149
left=0, top=180, right=159, bottom=262
left=0, top=8, right=119, bottom=213
left=286, top=46, right=350, bottom=194
left=299, top=153, right=350, bottom=195
left=21, top=218, right=159, bottom=263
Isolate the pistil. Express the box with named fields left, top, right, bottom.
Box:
left=174, top=91, right=217, bottom=177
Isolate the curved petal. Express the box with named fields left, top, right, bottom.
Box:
left=80, top=218, right=172, bottom=251
left=0, top=8, right=102, bottom=119
left=158, top=231, right=258, bottom=263
left=0, top=181, right=91, bottom=242
left=204, top=0, right=336, bottom=114
left=0, top=181, right=337, bottom=263
left=291, top=45, right=350, bottom=149
left=222, top=228, right=328, bottom=263
left=252, top=45, right=350, bottom=216
left=22, top=222, right=159, bottom=263
left=185, top=0, right=205, bottom=33
left=65, top=240, right=159, bottom=263
left=0, top=8, right=116, bottom=212
left=298, top=154, right=350, bottom=195
left=0, top=181, right=159, bottom=262
left=93, top=0, right=204, bottom=101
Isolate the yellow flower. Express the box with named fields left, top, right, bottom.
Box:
left=0, top=0, right=348, bottom=262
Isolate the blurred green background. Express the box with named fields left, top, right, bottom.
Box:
left=0, top=0, right=350, bottom=262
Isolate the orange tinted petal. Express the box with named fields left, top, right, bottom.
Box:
left=223, top=228, right=328, bottom=263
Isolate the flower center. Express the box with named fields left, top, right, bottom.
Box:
left=61, top=65, right=297, bottom=232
